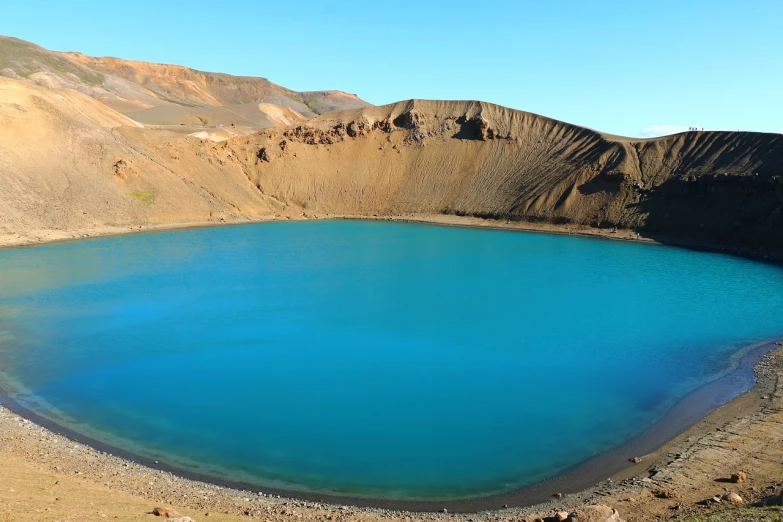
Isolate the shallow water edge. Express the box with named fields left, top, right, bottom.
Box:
left=4, top=213, right=782, bottom=268
left=1, top=338, right=779, bottom=513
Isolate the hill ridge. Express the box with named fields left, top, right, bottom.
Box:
left=0, top=34, right=371, bottom=134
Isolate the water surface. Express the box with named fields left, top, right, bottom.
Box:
left=1, top=221, right=782, bottom=500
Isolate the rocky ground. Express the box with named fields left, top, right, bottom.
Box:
left=1, top=348, right=782, bottom=522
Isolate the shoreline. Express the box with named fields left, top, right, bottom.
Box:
left=1, top=346, right=780, bottom=521
left=3, top=213, right=781, bottom=269
left=0, top=339, right=780, bottom=513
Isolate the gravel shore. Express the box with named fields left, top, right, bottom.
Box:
left=2, top=346, right=782, bottom=521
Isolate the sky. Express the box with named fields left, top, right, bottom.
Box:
left=1, top=0, right=781, bottom=137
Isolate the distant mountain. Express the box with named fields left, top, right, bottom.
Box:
left=0, top=35, right=370, bottom=134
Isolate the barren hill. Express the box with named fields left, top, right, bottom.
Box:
left=225, top=100, right=783, bottom=258
left=1, top=76, right=781, bottom=260
left=0, top=35, right=370, bottom=133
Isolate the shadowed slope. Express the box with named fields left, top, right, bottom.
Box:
left=218, top=99, right=782, bottom=257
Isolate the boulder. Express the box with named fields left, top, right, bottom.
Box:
left=393, top=110, right=425, bottom=129
left=653, top=487, right=679, bottom=499
left=730, top=471, right=747, bottom=483
left=376, top=117, right=394, bottom=133
left=346, top=118, right=372, bottom=138
left=567, top=505, right=625, bottom=522
left=554, top=511, right=569, bottom=521
left=153, top=506, right=178, bottom=517
left=723, top=492, right=744, bottom=504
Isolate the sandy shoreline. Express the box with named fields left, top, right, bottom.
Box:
left=1, top=346, right=781, bottom=521
left=2, top=216, right=783, bottom=521
left=0, top=212, right=676, bottom=252
left=0, top=338, right=780, bottom=513
left=4, top=213, right=781, bottom=267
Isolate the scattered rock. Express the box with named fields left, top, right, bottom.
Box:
left=346, top=118, right=372, bottom=138
left=153, top=507, right=178, bottom=517
left=405, top=129, right=426, bottom=144
left=393, top=110, right=424, bottom=130
left=112, top=159, right=134, bottom=180
left=653, top=487, right=679, bottom=499
left=373, top=117, right=394, bottom=133
left=730, top=471, right=747, bottom=483
left=567, top=504, right=625, bottom=521
left=165, top=518, right=195, bottom=522
left=723, top=492, right=744, bottom=504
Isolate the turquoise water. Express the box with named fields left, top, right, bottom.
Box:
left=1, top=221, right=783, bottom=500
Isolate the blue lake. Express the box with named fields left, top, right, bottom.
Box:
left=1, top=220, right=783, bottom=500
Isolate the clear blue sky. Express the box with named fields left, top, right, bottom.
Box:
left=2, top=0, right=781, bottom=137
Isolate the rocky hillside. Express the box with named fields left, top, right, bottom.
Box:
left=0, top=35, right=370, bottom=132
left=222, top=100, right=783, bottom=259
left=1, top=76, right=781, bottom=260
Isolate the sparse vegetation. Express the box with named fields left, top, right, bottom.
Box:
left=130, top=190, right=155, bottom=202
left=0, top=36, right=104, bottom=85
left=667, top=506, right=783, bottom=521
left=300, top=96, right=322, bottom=114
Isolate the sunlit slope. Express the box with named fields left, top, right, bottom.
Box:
left=0, top=35, right=371, bottom=130
left=0, top=76, right=275, bottom=244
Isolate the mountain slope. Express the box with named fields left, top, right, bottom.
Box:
left=222, top=99, right=783, bottom=257
left=0, top=35, right=370, bottom=132
left=1, top=74, right=781, bottom=260
left=0, top=75, right=276, bottom=245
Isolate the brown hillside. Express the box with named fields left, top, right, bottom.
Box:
left=2, top=80, right=781, bottom=260
left=0, top=76, right=277, bottom=246
left=223, top=99, right=783, bottom=258
left=0, top=35, right=371, bottom=132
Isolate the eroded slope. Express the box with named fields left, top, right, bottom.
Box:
left=221, top=99, right=783, bottom=258
left=2, top=80, right=781, bottom=259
